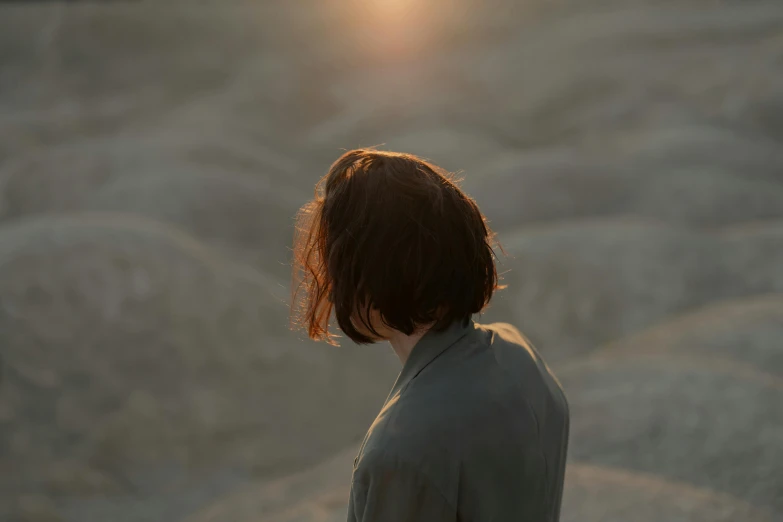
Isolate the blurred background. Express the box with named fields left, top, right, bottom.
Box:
left=1, top=1, right=782, bottom=521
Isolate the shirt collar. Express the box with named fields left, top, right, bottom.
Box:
left=384, top=317, right=476, bottom=404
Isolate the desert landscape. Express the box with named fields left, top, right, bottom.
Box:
left=0, top=1, right=781, bottom=521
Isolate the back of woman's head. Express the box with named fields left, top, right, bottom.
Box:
left=291, top=148, right=505, bottom=345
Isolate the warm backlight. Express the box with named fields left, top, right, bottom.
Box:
left=372, top=0, right=416, bottom=16
left=333, top=0, right=467, bottom=59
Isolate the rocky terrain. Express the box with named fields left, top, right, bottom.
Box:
left=0, top=1, right=781, bottom=521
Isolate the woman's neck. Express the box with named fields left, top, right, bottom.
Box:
left=387, top=323, right=434, bottom=364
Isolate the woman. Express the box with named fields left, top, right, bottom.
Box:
left=291, top=148, right=569, bottom=521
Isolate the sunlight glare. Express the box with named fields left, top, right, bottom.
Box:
left=359, top=0, right=439, bottom=56
left=336, top=0, right=467, bottom=60
left=372, top=0, right=416, bottom=13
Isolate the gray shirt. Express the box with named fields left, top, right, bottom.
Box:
left=347, top=318, right=570, bottom=522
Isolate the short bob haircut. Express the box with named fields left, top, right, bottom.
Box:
left=290, top=148, right=505, bottom=346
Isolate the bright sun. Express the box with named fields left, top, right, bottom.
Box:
left=340, top=0, right=458, bottom=58
left=372, top=0, right=416, bottom=17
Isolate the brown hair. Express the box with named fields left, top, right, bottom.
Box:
left=290, top=148, right=505, bottom=345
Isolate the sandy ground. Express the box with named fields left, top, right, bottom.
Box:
left=0, top=1, right=782, bottom=520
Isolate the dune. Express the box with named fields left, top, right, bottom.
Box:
left=185, top=446, right=356, bottom=522
left=613, top=125, right=783, bottom=183
left=463, top=155, right=783, bottom=230
left=188, top=443, right=778, bottom=522
left=479, top=221, right=721, bottom=361
left=0, top=141, right=155, bottom=218
left=0, top=144, right=309, bottom=279
left=465, top=3, right=783, bottom=146
left=0, top=213, right=397, bottom=522
left=559, top=353, right=783, bottom=511
left=0, top=5, right=274, bottom=113
left=480, top=219, right=783, bottom=363
left=561, top=463, right=777, bottom=522
left=87, top=171, right=306, bottom=279
left=595, top=294, right=783, bottom=375
left=722, top=221, right=783, bottom=295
